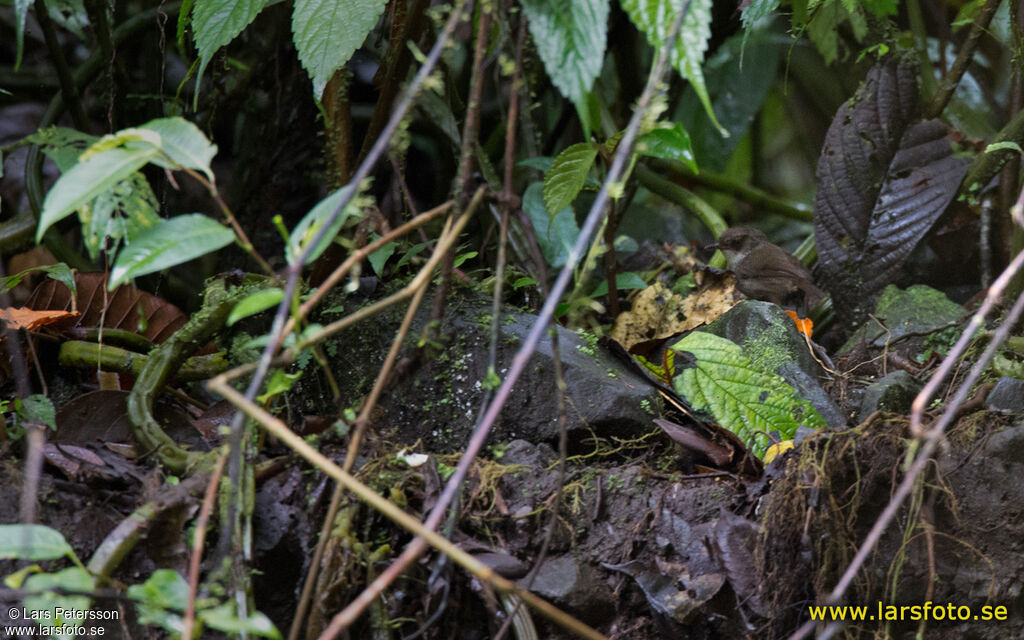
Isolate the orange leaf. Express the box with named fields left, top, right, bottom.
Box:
left=784, top=310, right=814, bottom=338
left=0, top=307, right=79, bottom=333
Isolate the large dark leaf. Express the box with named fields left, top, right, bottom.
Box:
left=813, top=58, right=970, bottom=323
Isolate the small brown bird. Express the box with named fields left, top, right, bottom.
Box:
left=715, top=226, right=825, bottom=311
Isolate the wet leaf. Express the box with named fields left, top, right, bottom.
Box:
left=813, top=58, right=970, bottom=325
left=669, top=332, right=826, bottom=458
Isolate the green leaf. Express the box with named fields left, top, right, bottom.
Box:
left=670, top=332, right=826, bottom=458
left=201, top=602, right=282, bottom=639
left=523, top=182, right=580, bottom=269
left=635, top=123, right=697, bottom=172
left=287, top=185, right=362, bottom=265
left=80, top=172, right=161, bottom=262
left=27, top=126, right=97, bottom=171
left=292, top=0, right=386, bottom=98
left=228, top=289, right=285, bottom=327
left=2, top=263, right=75, bottom=297
left=138, top=117, right=219, bottom=182
left=17, top=395, right=56, bottom=430
left=14, top=0, right=30, bottom=69
left=192, top=0, right=266, bottom=61
left=128, top=570, right=188, bottom=632
left=257, top=369, right=302, bottom=404
left=520, top=0, right=609, bottom=104
left=109, top=214, right=235, bottom=288
left=368, top=240, right=398, bottom=277
left=37, top=146, right=159, bottom=242
left=741, top=0, right=782, bottom=27
left=0, top=525, right=74, bottom=561
left=24, top=567, right=95, bottom=638
left=986, top=141, right=1024, bottom=155
left=621, top=0, right=725, bottom=135
left=543, top=143, right=599, bottom=216
left=590, top=272, right=648, bottom=297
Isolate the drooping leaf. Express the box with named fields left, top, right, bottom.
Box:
left=368, top=241, right=399, bottom=277
left=292, top=0, right=386, bottom=98
left=137, top=117, right=219, bottom=183
left=14, top=0, right=31, bottom=69
left=813, top=58, right=970, bottom=324
left=520, top=0, right=609, bottom=104
left=677, top=25, right=781, bottom=171
left=669, top=332, right=826, bottom=458
left=0, top=525, right=74, bottom=561
left=635, top=123, right=698, bottom=172
left=621, top=0, right=724, bottom=134
left=287, top=185, right=363, bottom=265
left=522, top=182, right=580, bottom=269
left=37, top=146, right=158, bottom=242
left=543, top=143, right=599, bottom=216
left=191, top=0, right=266, bottom=61
left=109, top=214, right=235, bottom=288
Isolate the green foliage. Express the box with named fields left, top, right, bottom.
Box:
left=621, top=0, right=724, bottom=134
left=543, top=142, right=599, bottom=216
left=127, top=570, right=188, bottom=632
left=1, top=263, right=75, bottom=297
left=522, top=182, right=580, bottom=269
left=287, top=185, right=365, bottom=265
left=520, top=0, right=609, bottom=107
left=189, top=0, right=382, bottom=98
left=634, top=123, right=698, bottom=172
left=109, top=214, right=235, bottom=289
left=0, top=525, right=76, bottom=561
left=228, top=288, right=286, bottom=326
left=293, top=0, right=387, bottom=98
left=670, top=332, right=826, bottom=458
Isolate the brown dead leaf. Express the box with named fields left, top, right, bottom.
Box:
left=610, top=276, right=740, bottom=350
left=0, top=307, right=79, bottom=334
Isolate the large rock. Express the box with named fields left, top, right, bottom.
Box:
left=302, top=294, right=663, bottom=450
left=699, top=301, right=846, bottom=428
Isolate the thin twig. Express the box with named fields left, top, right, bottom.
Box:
left=787, top=232, right=1024, bottom=640
left=182, top=451, right=227, bottom=640
left=926, top=0, right=1002, bottom=119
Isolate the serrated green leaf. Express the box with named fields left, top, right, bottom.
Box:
left=543, top=143, right=598, bottom=216
left=621, top=0, right=725, bottom=135
left=0, top=525, right=74, bottom=561
left=37, top=146, right=158, bottom=242
left=287, top=185, right=363, bottom=265
left=741, top=0, right=782, bottom=27
left=228, top=288, right=285, bottom=327
left=635, top=123, right=697, bottom=172
left=292, top=0, right=386, bottom=98
left=520, top=0, right=609, bottom=104
left=109, top=214, right=234, bottom=288
left=138, top=117, right=218, bottom=182
left=192, top=0, right=266, bottom=60
left=670, top=332, right=826, bottom=458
